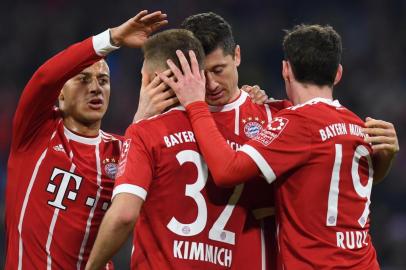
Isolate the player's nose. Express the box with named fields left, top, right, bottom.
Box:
left=205, top=72, right=219, bottom=91
left=89, top=78, right=102, bottom=95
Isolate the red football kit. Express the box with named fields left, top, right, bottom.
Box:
left=209, top=93, right=288, bottom=270
left=185, top=98, right=380, bottom=270
left=5, top=30, right=122, bottom=269
left=115, top=92, right=289, bottom=269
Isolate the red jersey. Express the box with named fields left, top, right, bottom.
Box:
left=117, top=92, right=288, bottom=269
left=239, top=98, right=379, bottom=270
left=233, top=208, right=277, bottom=270
left=210, top=92, right=288, bottom=270
left=5, top=31, right=122, bottom=269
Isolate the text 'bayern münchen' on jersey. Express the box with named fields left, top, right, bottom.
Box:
left=239, top=97, right=380, bottom=270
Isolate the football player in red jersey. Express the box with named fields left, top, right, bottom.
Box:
left=4, top=10, right=169, bottom=269
left=87, top=12, right=284, bottom=269
left=180, top=13, right=283, bottom=270
left=159, top=24, right=399, bottom=269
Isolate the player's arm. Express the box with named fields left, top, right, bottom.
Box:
left=13, top=10, right=167, bottom=147
left=87, top=124, right=153, bottom=269
left=159, top=50, right=260, bottom=186
left=85, top=193, right=143, bottom=270
left=363, top=117, right=399, bottom=183
left=13, top=32, right=109, bottom=147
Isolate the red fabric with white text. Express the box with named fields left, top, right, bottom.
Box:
left=186, top=99, right=379, bottom=269
left=117, top=93, right=287, bottom=269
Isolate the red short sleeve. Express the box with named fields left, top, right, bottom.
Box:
left=113, top=124, right=153, bottom=201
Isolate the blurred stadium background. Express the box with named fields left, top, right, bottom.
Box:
left=1, top=0, right=405, bottom=269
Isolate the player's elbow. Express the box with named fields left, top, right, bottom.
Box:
left=111, top=208, right=138, bottom=228
left=211, top=170, right=240, bottom=188
left=109, top=194, right=142, bottom=227
left=29, top=65, right=58, bottom=89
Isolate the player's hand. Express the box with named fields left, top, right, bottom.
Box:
left=241, top=85, right=269, bottom=105
left=133, top=69, right=178, bottom=122
left=158, top=50, right=206, bottom=107
left=363, top=117, right=399, bottom=156
left=110, top=10, right=168, bottom=48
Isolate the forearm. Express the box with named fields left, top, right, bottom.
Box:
left=372, top=152, right=395, bottom=184
left=85, top=208, right=134, bottom=270
left=186, top=101, right=259, bottom=187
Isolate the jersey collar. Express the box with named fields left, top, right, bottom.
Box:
left=164, top=90, right=248, bottom=114
left=208, top=90, right=248, bottom=112
left=64, top=126, right=101, bottom=145
left=292, top=97, right=341, bottom=110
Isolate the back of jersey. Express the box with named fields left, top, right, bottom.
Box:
left=115, top=107, right=247, bottom=270
left=242, top=98, right=379, bottom=269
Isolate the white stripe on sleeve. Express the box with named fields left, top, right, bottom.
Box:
left=239, top=144, right=276, bottom=183
left=113, top=184, right=148, bottom=201
left=92, top=29, right=120, bottom=56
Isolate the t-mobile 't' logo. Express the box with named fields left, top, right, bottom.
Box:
left=47, top=168, right=83, bottom=210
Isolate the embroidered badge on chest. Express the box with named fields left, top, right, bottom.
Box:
left=242, top=116, right=266, bottom=139
left=102, top=158, right=118, bottom=179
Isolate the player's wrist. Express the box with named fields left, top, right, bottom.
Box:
left=93, top=29, right=120, bottom=56
left=185, top=101, right=207, bottom=111
left=109, top=28, right=122, bottom=47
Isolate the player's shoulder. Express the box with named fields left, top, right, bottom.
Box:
left=265, top=98, right=293, bottom=112
left=284, top=98, right=342, bottom=114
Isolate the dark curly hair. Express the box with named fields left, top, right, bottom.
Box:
left=283, top=24, right=342, bottom=87
left=181, top=12, right=236, bottom=56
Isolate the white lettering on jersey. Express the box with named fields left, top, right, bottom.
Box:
left=173, top=240, right=232, bottom=268
left=254, top=117, right=289, bottom=146
left=47, top=168, right=83, bottom=210
left=164, top=131, right=196, bottom=148
left=349, top=124, right=366, bottom=139
left=336, top=230, right=369, bottom=249
left=226, top=140, right=242, bottom=151
left=319, top=123, right=366, bottom=141
left=319, top=123, right=347, bottom=141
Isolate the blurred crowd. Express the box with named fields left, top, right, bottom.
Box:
left=1, top=0, right=405, bottom=269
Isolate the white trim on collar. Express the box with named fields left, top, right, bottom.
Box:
left=290, top=97, right=341, bottom=110
left=208, top=90, right=248, bottom=112
left=64, top=126, right=101, bottom=145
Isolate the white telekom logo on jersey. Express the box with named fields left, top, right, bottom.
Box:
left=116, top=139, right=131, bottom=178
left=253, top=117, right=289, bottom=146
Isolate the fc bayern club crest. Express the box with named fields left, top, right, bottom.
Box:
left=242, top=117, right=266, bottom=139
left=103, top=158, right=118, bottom=179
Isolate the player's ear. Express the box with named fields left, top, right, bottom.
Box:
left=334, top=64, right=343, bottom=86
left=282, top=60, right=290, bottom=82
left=141, top=61, right=152, bottom=87
left=58, top=89, right=65, bottom=101
left=234, top=45, right=241, bottom=67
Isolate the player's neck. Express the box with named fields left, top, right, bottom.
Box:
left=63, top=118, right=101, bottom=137
left=291, top=82, right=333, bottom=105
left=229, top=88, right=241, bottom=103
